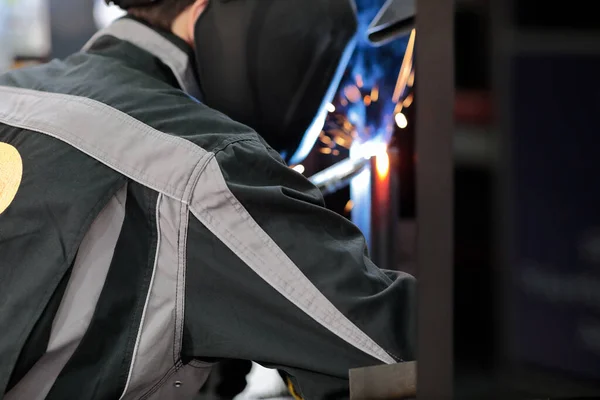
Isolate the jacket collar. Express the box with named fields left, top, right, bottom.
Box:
left=82, top=17, right=202, bottom=100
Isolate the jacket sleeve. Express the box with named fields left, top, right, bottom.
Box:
left=183, top=137, right=416, bottom=399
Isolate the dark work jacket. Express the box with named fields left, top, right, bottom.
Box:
left=0, top=17, right=416, bottom=400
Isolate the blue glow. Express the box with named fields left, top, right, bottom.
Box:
left=345, top=0, right=409, bottom=146
left=293, top=0, right=410, bottom=165
left=288, top=35, right=358, bottom=165
left=350, top=167, right=372, bottom=247
left=343, top=0, right=410, bottom=244
left=289, top=103, right=328, bottom=165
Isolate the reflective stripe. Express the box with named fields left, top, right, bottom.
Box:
left=0, top=86, right=394, bottom=371
left=0, top=86, right=211, bottom=204
left=174, top=182, right=190, bottom=360
left=119, top=195, right=211, bottom=400
left=119, top=194, right=192, bottom=399
left=190, top=157, right=396, bottom=364
left=5, top=184, right=127, bottom=400
left=82, top=18, right=202, bottom=101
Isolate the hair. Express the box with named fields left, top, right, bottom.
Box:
left=127, top=0, right=196, bottom=32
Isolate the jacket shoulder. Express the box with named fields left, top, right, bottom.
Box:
left=0, top=51, right=261, bottom=155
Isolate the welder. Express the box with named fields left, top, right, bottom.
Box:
left=0, top=0, right=416, bottom=399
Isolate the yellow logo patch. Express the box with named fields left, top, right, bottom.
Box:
left=0, top=142, right=23, bottom=215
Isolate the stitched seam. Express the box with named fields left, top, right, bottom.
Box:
left=139, top=361, right=182, bottom=400
left=171, top=156, right=207, bottom=361
left=118, top=192, right=163, bottom=399
left=189, top=360, right=215, bottom=368
left=178, top=204, right=189, bottom=358
left=211, top=137, right=258, bottom=156
left=173, top=198, right=188, bottom=362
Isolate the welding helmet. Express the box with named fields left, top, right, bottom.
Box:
left=194, top=0, right=357, bottom=163
left=108, top=0, right=358, bottom=164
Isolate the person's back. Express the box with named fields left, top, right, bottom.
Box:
left=0, top=3, right=416, bottom=399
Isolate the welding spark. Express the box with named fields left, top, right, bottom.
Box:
left=316, top=18, right=414, bottom=161
left=312, top=0, right=417, bottom=226
left=344, top=200, right=354, bottom=213
left=291, top=164, right=305, bottom=174
left=356, top=74, right=364, bottom=88
left=395, top=112, right=408, bottom=129
left=403, top=93, right=414, bottom=108
left=310, top=0, right=417, bottom=247
left=344, top=85, right=363, bottom=103
left=370, top=86, right=379, bottom=102
left=392, top=29, right=416, bottom=104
